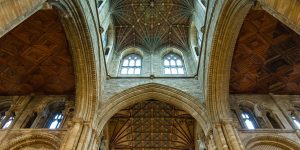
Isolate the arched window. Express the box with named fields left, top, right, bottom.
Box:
left=48, top=113, right=64, bottom=129
left=240, top=107, right=259, bottom=129
left=2, top=116, right=14, bottom=129
left=290, top=108, right=300, bottom=129
left=163, top=53, right=185, bottom=75
left=0, top=106, right=14, bottom=129
left=120, top=54, right=142, bottom=75
left=43, top=103, right=65, bottom=129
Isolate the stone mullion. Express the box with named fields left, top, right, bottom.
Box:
left=30, top=110, right=44, bottom=128
left=10, top=96, right=31, bottom=129
left=60, top=120, right=84, bottom=150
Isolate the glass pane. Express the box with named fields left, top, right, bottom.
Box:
left=123, top=59, right=129, bottom=66
left=245, top=119, right=255, bottom=129
left=3, top=120, right=12, bottom=129
left=54, top=114, right=58, bottom=119
left=49, top=120, right=58, bottom=129
left=293, top=119, right=300, bottom=129
left=164, top=60, right=170, bottom=66
left=164, top=68, right=171, bottom=74
left=121, top=68, right=128, bottom=74
left=170, top=60, right=176, bottom=66
left=178, top=68, right=184, bottom=74
left=135, top=68, right=141, bottom=74
left=136, top=59, right=141, bottom=66
left=129, top=60, right=135, bottom=66
left=128, top=68, right=134, bottom=74
left=176, top=59, right=182, bottom=66
left=171, top=68, right=177, bottom=74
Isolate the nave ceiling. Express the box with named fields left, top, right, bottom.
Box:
left=0, top=9, right=75, bottom=95
left=110, top=0, right=194, bottom=51
left=230, top=10, right=300, bottom=94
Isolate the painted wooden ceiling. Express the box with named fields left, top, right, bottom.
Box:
left=230, top=9, right=300, bottom=94
left=108, top=100, right=195, bottom=149
left=111, top=0, right=194, bottom=51
left=0, top=10, right=75, bottom=95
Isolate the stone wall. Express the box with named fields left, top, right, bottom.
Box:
left=0, top=95, right=74, bottom=149
left=230, top=94, right=300, bottom=148
left=102, top=78, right=204, bottom=103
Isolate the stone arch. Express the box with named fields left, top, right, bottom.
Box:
left=205, top=0, right=254, bottom=121
left=1, top=133, right=60, bottom=150
left=245, top=135, right=300, bottom=150
left=120, top=46, right=145, bottom=58
left=96, top=83, right=210, bottom=135
left=49, top=1, right=100, bottom=122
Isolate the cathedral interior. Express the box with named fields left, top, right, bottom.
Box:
left=0, top=0, right=300, bottom=150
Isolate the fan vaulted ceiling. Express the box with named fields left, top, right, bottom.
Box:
left=111, top=0, right=194, bottom=51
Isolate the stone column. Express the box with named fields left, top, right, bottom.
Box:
left=212, top=121, right=244, bottom=150
left=60, top=119, right=84, bottom=150
left=222, top=121, right=244, bottom=150
left=213, top=123, right=229, bottom=150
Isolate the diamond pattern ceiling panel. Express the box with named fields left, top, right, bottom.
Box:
left=0, top=10, right=75, bottom=95
left=230, top=10, right=300, bottom=94
left=108, top=100, right=195, bottom=149
left=111, top=0, right=194, bottom=51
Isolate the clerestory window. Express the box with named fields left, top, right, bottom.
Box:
left=120, top=54, right=142, bottom=75
left=48, top=113, right=64, bottom=129
left=240, top=108, right=259, bottom=129
left=163, top=53, right=185, bottom=75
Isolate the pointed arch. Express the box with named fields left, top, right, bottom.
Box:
left=95, top=83, right=211, bottom=135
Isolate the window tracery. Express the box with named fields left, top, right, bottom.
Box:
left=163, top=53, right=185, bottom=75
left=120, top=54, right=142, bottom=75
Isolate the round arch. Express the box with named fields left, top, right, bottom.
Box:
left=50, top=1, right=100, bottom=122
left=245, top=135, right=300, bottom=150
left=1, top=133, right=60, bottom=150
left=95, top=83, right=211, bottom=135
left=205, top=0, right=254, bottom=121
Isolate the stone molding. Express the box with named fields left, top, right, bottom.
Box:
left=49, top=0, right=100, bottom=122
left=205, top=0, right=254, bottom=121
left=245, top=135, right=300, bottom=150
left=95, top=83, right=211, bottom=135
left=1, top=133, right=60, bottom=150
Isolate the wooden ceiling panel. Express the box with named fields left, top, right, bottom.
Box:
left=107, top=100, right=195, bottom=149
left=0, top=9, right=75, bottom=95
left=230, top=9, right=300, bottom=94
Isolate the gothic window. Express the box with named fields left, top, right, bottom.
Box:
left=240, top=107, right=259, bottom=129
left=0, top=107, right=14, bottom=129
left=266, top=112, right=282, bottom=129
left=292, top=116, right=300, bottom=129
left=120, top=54, right=142, bottom=75
left=163, top=53, right=185, bottom=75
left=43, top=103, right=65, bottom=129
left=2, top=116, right=14, bottom=129
left=48, top=113, right=64, bottom=129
